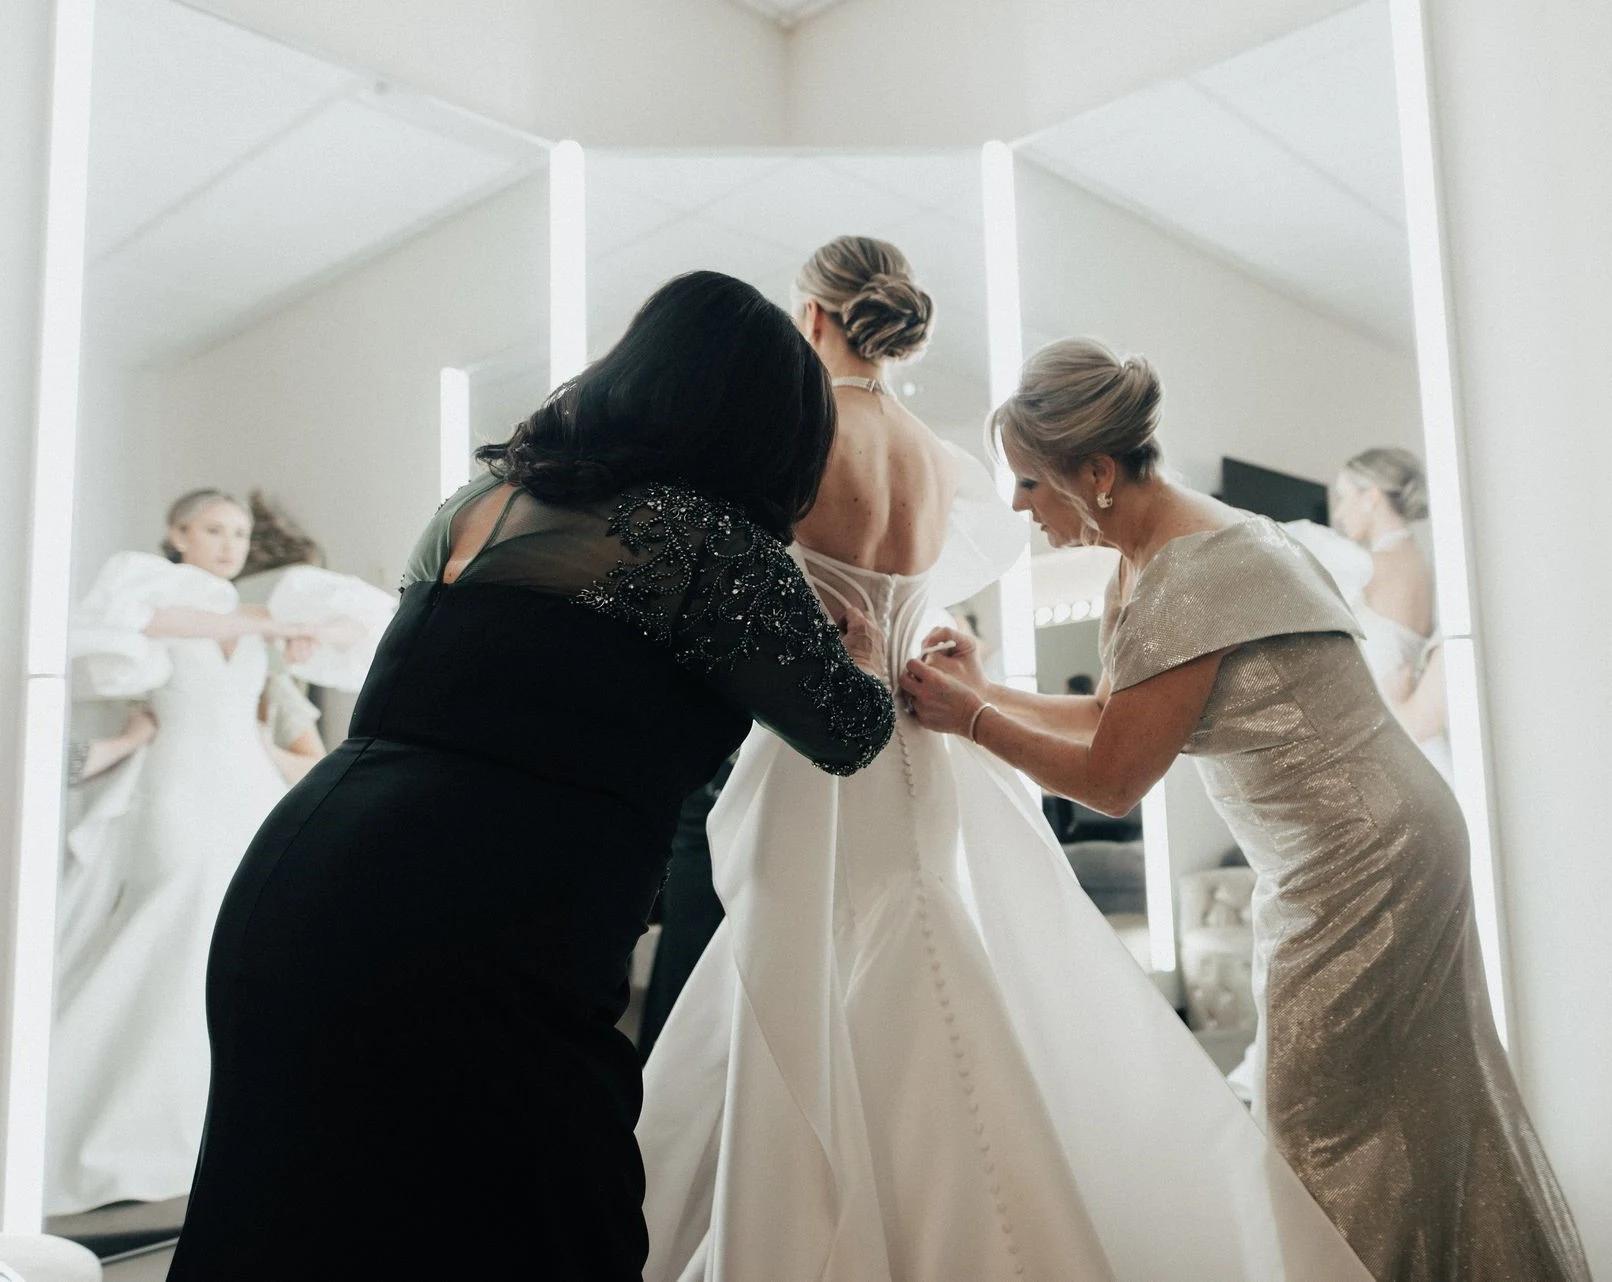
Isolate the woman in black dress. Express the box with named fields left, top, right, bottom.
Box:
left=167, top=272, right=895, bottom=1280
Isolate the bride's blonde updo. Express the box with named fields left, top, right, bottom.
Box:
left=990, top=338, right=1162, bottom=488
left=1341, top=447, right=1430, bottom=521
left=794, top=235, right=935, bottom=362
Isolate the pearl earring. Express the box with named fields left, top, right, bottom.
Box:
left=1096, top=492, right=1114, bottom=510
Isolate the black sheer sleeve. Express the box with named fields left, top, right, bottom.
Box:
left=576, top=486, right=894, bottom=775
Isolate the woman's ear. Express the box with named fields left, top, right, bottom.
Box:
left=801, top=298, right=832, bottom=348
left=1089, top=455, right=1118, bottom=494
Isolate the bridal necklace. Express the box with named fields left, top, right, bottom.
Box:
left=832, top=375, right=893, bottom=396
left=1370, top=528, right=1413, bottom=553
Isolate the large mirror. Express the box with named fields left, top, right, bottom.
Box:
left=44, top=0, right=549, bottom=1256
left=1014, top=0, right=1467, bottom=1079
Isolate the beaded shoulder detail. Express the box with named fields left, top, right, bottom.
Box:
left=575, top=484, right=892, bottom=776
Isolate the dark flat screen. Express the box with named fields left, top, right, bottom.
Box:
left=1220, top=457, right=1328, bottom=523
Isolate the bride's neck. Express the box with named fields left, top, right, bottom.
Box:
left=820, top=347, right=886, bottom=384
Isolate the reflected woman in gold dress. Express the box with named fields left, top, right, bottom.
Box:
left=901, top=338, right=1589, bottom=1281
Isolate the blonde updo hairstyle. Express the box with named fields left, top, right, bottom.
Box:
left=989, top=338, right=1162, bottom=499
left=793, top=235, right=935, bottom=362
left=1341, top=447, right=1429, bottom=522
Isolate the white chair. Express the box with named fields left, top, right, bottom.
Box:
left=1176, top=867, right=1257, bottom=1035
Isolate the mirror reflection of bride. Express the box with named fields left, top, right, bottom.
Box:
left=46, top=489, right=392, bottom=1215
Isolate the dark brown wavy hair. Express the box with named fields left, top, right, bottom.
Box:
left=475, top=271, right=836, bottom=541
left=242, top=490, right=323, bottom=576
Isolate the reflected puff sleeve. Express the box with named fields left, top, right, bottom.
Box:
left=70, top=551, right=236, bottom=698
left=577, top=486, right=894, bottom=775
left=266, top=566, right=398, bottom=692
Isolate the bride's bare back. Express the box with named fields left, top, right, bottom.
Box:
left=795, top=386, right=957, bottom=576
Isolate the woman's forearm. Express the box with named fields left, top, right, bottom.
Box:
left=971, top=705, right=1133, bottom=816
left=73, top=731, right=141, bottom=783
left=986, top=684, right=1105, bottom=741
left=145, top=605, right=273, bottom=641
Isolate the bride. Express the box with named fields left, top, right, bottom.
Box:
left=637, top=238, right=1370, bottom=1281
left=47, top=488, right=394, bottom=1215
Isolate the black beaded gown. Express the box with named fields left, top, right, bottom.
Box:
left=166, top=475, right=893, bottom=1282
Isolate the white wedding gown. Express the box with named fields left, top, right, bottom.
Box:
left=639, top=451, right=1370, bottom=1282
left=1284, top=521, right=1453, bottom=783
left=46, top=553, right=393, bottom=1215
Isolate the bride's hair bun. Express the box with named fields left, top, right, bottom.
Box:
left=842, top=271, right=935, bottom=362
left=1343, top=447, right=1430, bottom=521
left=795, top=236, right=935, bottom=362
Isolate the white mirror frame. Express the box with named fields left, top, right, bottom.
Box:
left=3, top=0, right=1508, bottom=1231
left=4, top=0, right=93, bottom=1231
left=1389, top=0, right=1509, bottom=1045
left=984, top=139, right=1177, bottom=978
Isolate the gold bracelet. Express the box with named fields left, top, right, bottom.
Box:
left=967, top=701, right=996, bottom=743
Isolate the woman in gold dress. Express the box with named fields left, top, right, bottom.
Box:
left=900, top=337, right=1589, bottom=1282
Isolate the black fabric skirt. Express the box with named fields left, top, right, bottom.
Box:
left=167, top=738, right=667, bottom=1281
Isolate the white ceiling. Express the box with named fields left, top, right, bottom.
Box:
left=1018, top=1, right=1411, bottom=348
left=583, top=149, right=993, bottom=447
left=89, top=0, right=1407, bottom=474
left=86, top=0, right=548, bottom=366
left=726, top=0, right=853, bottom=28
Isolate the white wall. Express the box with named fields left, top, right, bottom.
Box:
left=123, top=175, right=550, bottom=601
left=788, top=0, right=1363, bottom=146
left=190, top=0, right=789, bottom=147
left=1015, top=158, right=1423, bottom=492
left=68, top=347, right=165, bottom=589
left=1426, top=0, right=1612, bottom=1266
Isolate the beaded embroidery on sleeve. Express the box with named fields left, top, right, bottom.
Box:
left=576, top=484, right=893, bottom=775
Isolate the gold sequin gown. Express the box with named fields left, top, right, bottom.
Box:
left=1102, top=517, right=1589, bottom=1282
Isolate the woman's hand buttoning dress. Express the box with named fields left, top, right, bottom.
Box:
left=166, top=271, right=892, bottom=1282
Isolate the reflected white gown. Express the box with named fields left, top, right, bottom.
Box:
left=639, top=452, right=1370, bottom=1282
left=1284, top=521, right=1452, bottom=782
left=46, top=553, right=393, bottom=1215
